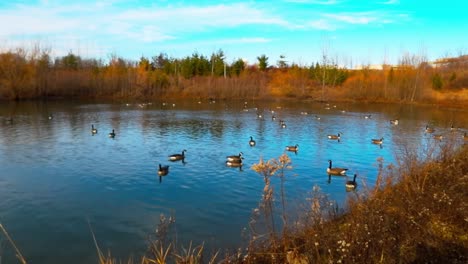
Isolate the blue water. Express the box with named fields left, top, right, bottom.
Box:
left=0, top=100, right=466, bottom=263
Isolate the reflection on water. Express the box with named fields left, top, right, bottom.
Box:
left=0, top=100, right=467, bottom=263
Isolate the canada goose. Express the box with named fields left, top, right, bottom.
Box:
left=226, top=152, right=243, bottom=162
left=91, top=124, right=98, bottom=134
left=249, top=136, right=256, bottom=147
left=327, top=160, right=348, bottom=175
left=450, top=124, right=458, bottom=132
left=271, top=115, right=276, bottom=121
left=158, top=164, right=169, bottom=176
left=169, top=150, right=186, bottom=161
left=346, top=174, right=358, bottom=189
left=314, top=115, right=321, bottom=120
left=327, top=133, right=341, bottom=140
left=280, top=120, right=286, bottom=128
left=108, top=129, right=115, bottom=138
left=425, top=125, right=435, bottom=133
left=433, top=134, right=443, bottom=141
left=371, top=137, right=384, bottom=145
left=464, top=132, right=468, bottom=140
left=364, top=114, right=371, bottom=119
left=390, top=119, right=399, bottom=125
left=286, top=144, right=299, bottom=152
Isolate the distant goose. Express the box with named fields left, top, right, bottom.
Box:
left=390, top=119, right=399, bottom=125
left=450, top=124, right=458, bottom=132
left=169, top=150, right=186, bottom=161
left=271, top=115, right=276, bottom=121
left=433, top=134, right=443, bottom=141
left=327, top=160, right=348, bottom=175
left=91, top=124, right=98, bottom=134
left=371, top=137, right=384, bottom=145
left=327, top=133, right=341, bottom=140
left=108, top=129, right=115, bottom=138
left=425, top=125, right=435, bottom=133
left=158, top=164, right=169, bottom=176
left=345, top=174, right=358, bottom=189
left=48, top=114, right=53, bottom=120
left=464, top=132, right=468, bottom=140
left=226, top=152, right=243, bottom=162
left=364, top=114, right=372, bottom=119
left=300, top=111, right=308, bottom=115
left=280, top=120, right=286, bottom=128
left=249, top=136, right=256, bottom=147
left=314, top=115, right=321, bottom=120
left=285, top=144, right=299, bottom=152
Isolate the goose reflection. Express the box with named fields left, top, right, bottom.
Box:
left=226, top=160, right=243, bottom=171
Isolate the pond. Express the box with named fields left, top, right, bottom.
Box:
left=0, top=100, right=467, bottom=263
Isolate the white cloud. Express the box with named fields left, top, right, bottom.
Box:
left=324, top=13, right=378, bottom=24
left=306, top=19, right=336, bottom=30
left=0, top=1, right=411, bottom=61
left=0, top=2, right=287, bottom=46
left=116, top=3, right=289, bottom=31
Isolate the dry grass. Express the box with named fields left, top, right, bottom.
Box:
left=0, top=223, right=27, bottom=264
left=238, top=142, right=468, bottom=264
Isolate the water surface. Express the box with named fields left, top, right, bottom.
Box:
left=0, top=100, right=466, bottom=263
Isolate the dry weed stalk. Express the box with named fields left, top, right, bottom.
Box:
left=0, top=223, right=27, bottom=264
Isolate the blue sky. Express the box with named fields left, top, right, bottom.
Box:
left=0, top=0, right=466, bottom=66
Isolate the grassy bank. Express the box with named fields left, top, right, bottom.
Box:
left=239, top=145, right=468, bottom=264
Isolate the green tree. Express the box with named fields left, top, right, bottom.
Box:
left=231, top=58, right=245, bottom=76
left=257, top=54, right=269, bottom=71
left=138, top=56, right=152, bottom=71
left=57, top=51, right=81, bottom=70
left=432, top=73, right=443, bottom=90
left=210, top=49, right=225, bottom=76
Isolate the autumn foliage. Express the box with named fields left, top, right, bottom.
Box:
left=1, top=47, right=467, bottom=105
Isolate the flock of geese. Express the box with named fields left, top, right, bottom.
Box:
left=2, top=102, right=467, bottom=190
left=83, top=102, right=467, bottom=188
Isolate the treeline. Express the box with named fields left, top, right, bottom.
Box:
left=0, top=47, right=467, bottom=103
